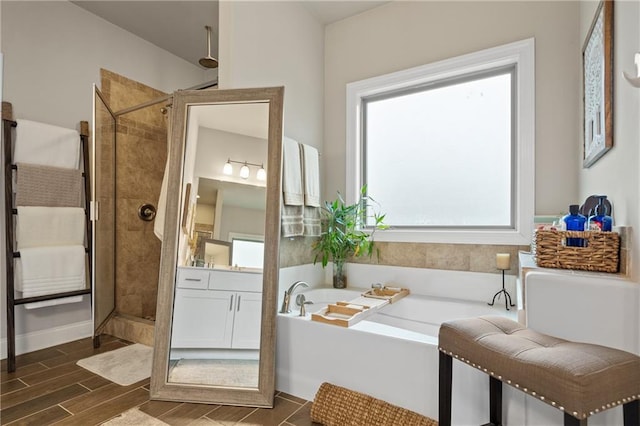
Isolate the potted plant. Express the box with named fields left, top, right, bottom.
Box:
left=312, top=186, right=387, bottom=288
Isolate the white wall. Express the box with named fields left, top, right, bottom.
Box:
left=220, top=205, right=265, bottom=242
left=0, top=0, right=214, bottom=356
left=1, top=1, right=213, bottom=129
left=578, top=0, right=640, bottom=282
left=194, top=127, right=268, bottom=186
left=324, top=1, right=580, bottom=216
left=218, top=1, right=325, bottom=154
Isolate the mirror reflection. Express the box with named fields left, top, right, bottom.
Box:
left=169, top=101, right=269, bottom=389
left=192, top=178, right=266, bottom=270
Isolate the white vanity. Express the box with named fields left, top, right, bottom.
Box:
left=170, top=266, right=263, bottom=359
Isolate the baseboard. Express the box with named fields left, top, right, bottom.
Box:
left=0, top=320, right=93, bottom=359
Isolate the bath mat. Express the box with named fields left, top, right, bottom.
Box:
left=101, top=408, right=169, bottom=425
left=311, top=382, right=438, bottom=426
left=168, top=358, right=259, bottom=388
left=77, top=343, right=153, bottom=386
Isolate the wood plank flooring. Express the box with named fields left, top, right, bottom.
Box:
left=1, top=336, right=316, bottom=425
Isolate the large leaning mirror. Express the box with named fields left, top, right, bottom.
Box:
left=151, top=87, right=284, bottom=407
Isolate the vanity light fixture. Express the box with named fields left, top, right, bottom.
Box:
left=240, top=163, right=250, bottom=179
left=222, top=158, right=266, bottom=181
left=256, top=164, right=267, bottom=181
left=223, top=159, right=233, bottom=175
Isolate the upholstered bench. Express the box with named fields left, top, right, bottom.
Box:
left=438, top=316, right=640, bottom=426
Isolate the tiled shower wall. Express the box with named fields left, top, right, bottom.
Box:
left=100, top=69, right=167, bottom=319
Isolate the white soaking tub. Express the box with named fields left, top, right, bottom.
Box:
left=275, top=287, right=519, bottom=424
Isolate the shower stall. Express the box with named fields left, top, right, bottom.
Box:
left=92, top=70, right=218, bottom=345
left=92, top=69, right=171, bottom=345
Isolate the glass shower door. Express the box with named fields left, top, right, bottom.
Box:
left=92, top=85, right=116, bottom=344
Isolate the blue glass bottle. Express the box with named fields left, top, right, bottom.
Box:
left=588, top=196, right=613, bottom=232
left=563, top=204, right=586, bottom=247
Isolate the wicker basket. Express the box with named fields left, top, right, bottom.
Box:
left=534, top=229, right=620, bottom=273
left=311, top=382, right=437, bottom=426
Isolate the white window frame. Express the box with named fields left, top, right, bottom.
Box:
left=346, top=38, right=535, bottom=245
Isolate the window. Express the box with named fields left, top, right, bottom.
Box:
left=346, top=39, right=535, bottom=244
left=230, top=236, right=264, bottom=269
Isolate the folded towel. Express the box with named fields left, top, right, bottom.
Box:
left=14, top=119, right=80, bottom=169
left=16, top=207, right=85, bottom=249
left=300, top=144, right=320, bottom=207
left=15, top=245, right=86, bottom=293
left=23, top=296, right=84, bottom=310
left=303, top=206, right=321, bottom=237
left=282, top=136, right=304, bottom=206
left=16, top=163, right=83, bottom=207
left=282, top=203, right=304, bottom=238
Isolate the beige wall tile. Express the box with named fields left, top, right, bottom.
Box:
left=102, top=69, right=167, bottom=320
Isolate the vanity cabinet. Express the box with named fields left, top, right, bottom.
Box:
left=171, top=267, right=262, bottom=350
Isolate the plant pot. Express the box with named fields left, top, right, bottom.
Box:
left=333, top=261, right=347, bottom=289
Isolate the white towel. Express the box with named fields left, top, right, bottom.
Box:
left=300, top=143, right=320, bottom=207
left=16, top=245, right=86, bottom=309
left=282, top=204, right=304, bottom=238
left=23, top=296, right=84, bottom=310
left=303, top=206, right=321, bottom=237
left=17, top=206, right=85, bottom=249
left=14, top=119, right=80, bottom=169
left=154, top=155, right=169, bottom=240
left=15, top=245, right=86, bottom=292
left=282, top=136, right=304, bottom=206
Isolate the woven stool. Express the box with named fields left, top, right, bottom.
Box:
left=438, top=316, right=640, bottom=426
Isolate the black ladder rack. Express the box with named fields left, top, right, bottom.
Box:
left=2, top=101, right=92, bottom=373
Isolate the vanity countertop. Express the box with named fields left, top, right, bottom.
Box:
left=179, top=265, right=263, bottom=274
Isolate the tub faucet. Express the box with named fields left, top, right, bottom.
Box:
left=279, top=281, right=309, bottom=313
left=296, top=293, right=313, bottom=316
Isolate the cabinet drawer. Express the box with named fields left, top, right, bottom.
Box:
left=176, top=268, right=210, bottom=289
left=209, top=270, right=263, bottom=292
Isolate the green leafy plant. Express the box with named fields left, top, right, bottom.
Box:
left=312, top=185, right=388, bottom=269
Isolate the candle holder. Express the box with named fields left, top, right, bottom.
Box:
left=488, top=254, right=515, bottom=311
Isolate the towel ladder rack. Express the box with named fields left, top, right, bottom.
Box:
left=2, top=101, right=92, bottom=373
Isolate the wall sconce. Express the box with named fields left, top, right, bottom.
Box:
left=223, top=158, right=266, bottom=181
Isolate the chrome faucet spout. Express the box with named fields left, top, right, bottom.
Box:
left=287, top=280, right=309, bottom=295
left=279, top=281, right=309, bottom=313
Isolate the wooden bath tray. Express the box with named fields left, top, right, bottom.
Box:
left=361, top=287, right=410, bottom=303
left=311, top=301, right=374, bottom=328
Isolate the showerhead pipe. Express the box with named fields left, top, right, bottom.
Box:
left=199, top=25, right=218, bottom=69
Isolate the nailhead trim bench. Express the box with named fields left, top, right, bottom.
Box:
left=438, top=316, right=640, bottom=426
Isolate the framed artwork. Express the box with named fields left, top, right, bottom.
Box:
left=181, top=183, right=191, bottom=233
left=582, top=0, right=614, bottom=168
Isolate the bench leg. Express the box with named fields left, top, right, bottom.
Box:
left=488, top=376, right=502, bottom=426
left=623, top=400, right=639, bottom=426
left=564, top=412, right=587, bottom=426
left=439, top=351, right=452, bottom=426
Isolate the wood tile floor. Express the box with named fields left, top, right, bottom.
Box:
left=1, top=335, right=317, bottom=425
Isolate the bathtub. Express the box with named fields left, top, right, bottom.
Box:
left=275, top=287, right=521, bottom=424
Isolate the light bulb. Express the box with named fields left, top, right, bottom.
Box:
left=256, top=165, right=267, bottom=181
left=240, top=163, right=250, bottom=179
left=223, top=159, right=233, bottom=175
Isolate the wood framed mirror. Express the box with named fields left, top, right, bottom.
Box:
left=150, top=87, right=284, bottom=407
